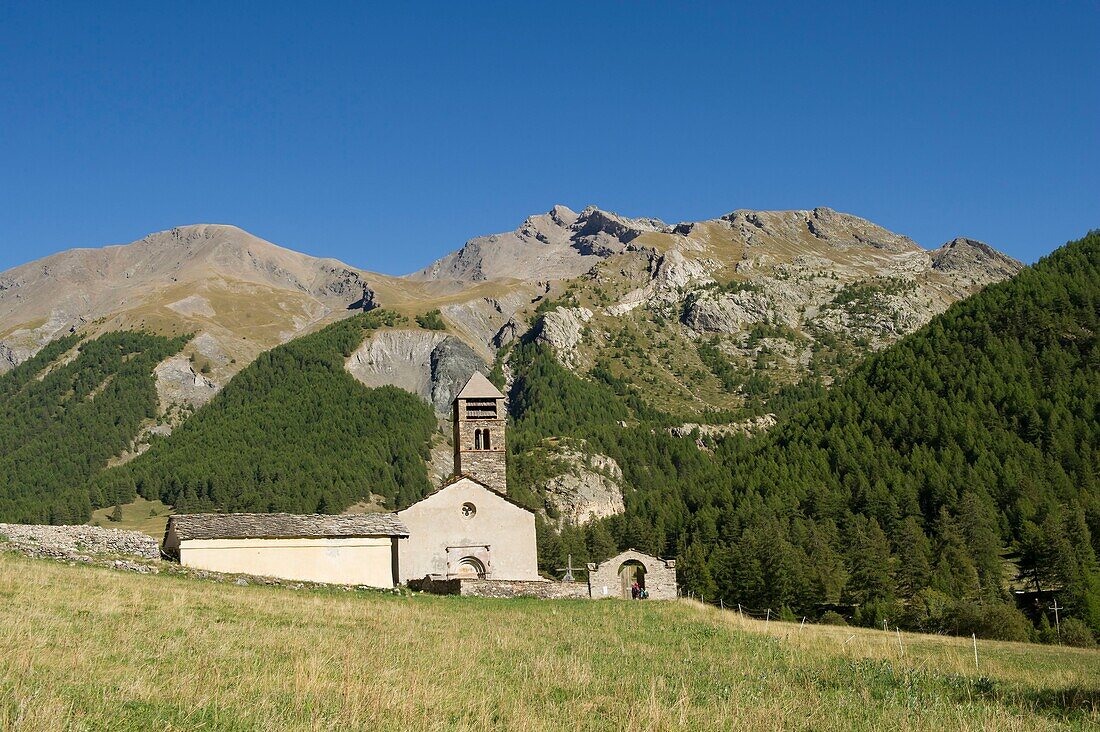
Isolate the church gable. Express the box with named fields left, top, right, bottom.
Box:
left=398, top=476, right=530, bottom=520
left=396, top=476, right=539, bottom=582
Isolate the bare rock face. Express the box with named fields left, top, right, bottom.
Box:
left=492, top=315, right=528, bottom=349
left=345, top=329, right=487, bottom=413
left=350, top=283, right=380, bottom=312
left=0, top=311, right=82, bottom=375
left=540, top=448, right=625, bottom=527
left=668, top=415, right=777, bottom=441
left=609, top=249, right=718, bottom=317
left=410, top=205, right=666, bottom=282
left=534, top=307, right=593, bottom=367
left=0, top=342, right=26, bottom=372
left=154, top=355, right=219, bottom=411
left=439, top=289, right=536, bottom=356
left=429, top=337, right=486, bottom=412
left=426, top=437, right=456, bottom=485
left=682, top=289, right=776, bottom=332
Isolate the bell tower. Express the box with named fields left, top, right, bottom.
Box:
left=452, top=372, right=507, bottom=494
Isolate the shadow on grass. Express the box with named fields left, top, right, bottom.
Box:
left=816, top=659, right=1099, bottom=724
left=1009, top=686, right=1100, bottom=720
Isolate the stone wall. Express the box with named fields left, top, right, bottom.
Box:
left=411, top=576, right=590, bottom=600
left=456, top=450, right=507, bottom=495
left=587, top=549, right=678, bottom=600
left=0, top=523, right=161, bottom=560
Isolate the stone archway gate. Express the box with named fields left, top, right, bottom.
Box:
left=587, top=549, right=677, bottom=600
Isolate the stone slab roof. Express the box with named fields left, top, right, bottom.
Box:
left=169, top=512, right=409, bottom=541
left=456, top=372, right=504, bottom=399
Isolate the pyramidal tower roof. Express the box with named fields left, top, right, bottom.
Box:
left=456, top=371, right=504, bottom=399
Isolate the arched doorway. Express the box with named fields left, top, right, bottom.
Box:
left=456, top=556, right=486, bottom=579
left=618, top=560, right=647, bottom=599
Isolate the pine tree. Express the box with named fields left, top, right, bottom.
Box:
left=895, top=516, right=932, bottom=598
left=846, top=517, right=896, bottom=604
left=585, top=522, right=617, bottom=562
left=678, top=541, right=717, bottom=601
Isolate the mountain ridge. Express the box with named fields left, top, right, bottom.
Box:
left=0, top=206, right=1022, bottom=423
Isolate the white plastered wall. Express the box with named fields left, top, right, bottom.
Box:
left=397, top=478, right=539, bottom=583
left=178, top=536, right=397, bottom=587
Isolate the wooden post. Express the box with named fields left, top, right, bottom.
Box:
left=765, top=608, right=770, bottom=629
left=972, top=633, right=979, bottom=670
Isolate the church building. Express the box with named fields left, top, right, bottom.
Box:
left=396, top=372, right=539, bottom=582
left=164, top=372, right=539, bottom=587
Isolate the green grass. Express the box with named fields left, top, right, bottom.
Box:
left=1, top=552, right=1097, bottom=731
left=88, top=496, right=172, bottom=538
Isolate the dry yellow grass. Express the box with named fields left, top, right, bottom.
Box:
left=1, top=551, right=1097, bottom=731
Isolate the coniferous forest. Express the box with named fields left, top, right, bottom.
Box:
left=0, top=331, right=187, bottom=523
left=509, top=231, right=1100, bottom=643
left=93, top=311, right=438, bottom=513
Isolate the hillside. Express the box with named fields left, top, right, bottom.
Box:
left=1, top=208, right=1020, bottom=425
left=0, top=224, right=540, bottom=409
left=0, top=330, right=186, bottom=523
left=93, top=310, right=438, bottom=514
left=496, top=207, right=1020, bottom=418
left=506, top=231, right=1099, bottom=638
left=1, top=552, right=1097, bottom=730
left=0, top=225, right=373, bottom=381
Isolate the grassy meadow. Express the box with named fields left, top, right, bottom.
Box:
left=87, top=496, right=172, bottom=538
left=1, top=551, right=1098, bottom=731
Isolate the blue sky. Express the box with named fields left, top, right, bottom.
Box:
left=1, top=2, right=1096, bottom=274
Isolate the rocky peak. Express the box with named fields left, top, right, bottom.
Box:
left=570, top=206, right=665, bottom=256
left=411, top=204, right=667, bottom=282
left=548, top=204, right=579, bottom=228
left=932, top=237, right=1023, bottom=285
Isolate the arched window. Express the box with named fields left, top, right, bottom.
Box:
left=474, top=429, right=483, bottom=450
left=483, top=430, right=491, bottom=450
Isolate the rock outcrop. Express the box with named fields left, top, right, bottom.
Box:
left=534, top=307, right=593, bottom=367
left=429, top=337, right=486, bottom=411
left=410, top=205, right=666, bottom=282
left=154, top=355, right=220, bottom=411
left=345, top=329, right=487, bottom=413
left=539, top=448, right=625, bottom=527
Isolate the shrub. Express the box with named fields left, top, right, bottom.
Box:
left=853, top=599, right=902, bottom=629
left=950, top=601, right=1032, bottom=643
left=1058, top=618, right=1097, bottom=648
left=904, top=589, right=953, bottom=634
left=415, top=310, right=446, bottom=330
left=819, top=611, right=848, bottom=626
